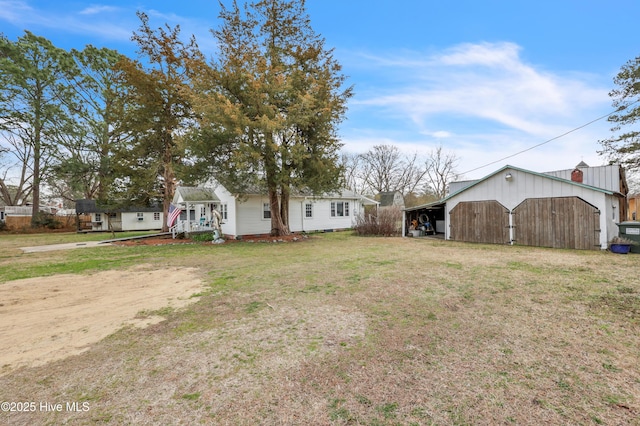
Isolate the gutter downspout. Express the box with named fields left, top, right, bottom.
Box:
left=402, top=209, right=406, bottom=238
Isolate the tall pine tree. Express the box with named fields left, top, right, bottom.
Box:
left=0, top=32, right=78, bottom=224
left=188, top=0, right=352, bottom=235
left=599, top=55, right=640, bottom=175
left=113, top=12, right=198, bottom=231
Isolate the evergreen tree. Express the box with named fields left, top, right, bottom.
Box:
left=188, top=0, right=352, bottom=235
left=50, top=45, right=125, bottom=203
left=0, top=32, right=77, bottom=224
left=599, top=56, right=640, bottom=174
left=113, top=12, right=198, bottom=231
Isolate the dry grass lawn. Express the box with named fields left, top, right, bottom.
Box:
left=0, top=232, right=639, bottom=425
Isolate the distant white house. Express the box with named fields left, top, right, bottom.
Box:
left=171, top=183, right=378, bottom=238
left=75, top=199, right=163, bottom=232
left=378, top=191, right=405, bottom=209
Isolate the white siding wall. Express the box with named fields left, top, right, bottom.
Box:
left=290, top=198, right=358, bottom=233
left=605, top=195, right=622, bottom=244
left=120, top=212, right=162, bottom=231
left=214, top=186, right=238, bottom=237
left=235, top=196, right=271, bottom=235
left=544, top=164, right=622, bottom=192
left=444, top=168, right=612, bottom=249
left=91, top=212, right=162, bottom=231
left=227, top=195, right=363, bottom=237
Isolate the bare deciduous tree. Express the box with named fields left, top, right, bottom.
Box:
left=359, top=144, right=427, bottom=195
left=424, top=145, right=460, bottom=199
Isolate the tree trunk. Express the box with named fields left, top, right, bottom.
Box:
left=269, top=188, right=289, bottom=236
left=280, top=183, right=290, bottom=230
left=31, top=110, right=42, bottom=227
left=162, top=143, right=175, bottom=233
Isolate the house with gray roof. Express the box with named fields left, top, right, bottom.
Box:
left=171, top=183, right=378, bottom=238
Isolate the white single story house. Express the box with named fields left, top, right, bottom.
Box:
left=404, top=162, right=628, bottom=250
left=75, top=199, right=164, bottom=232
left=171, top=183, right=378, bottom=238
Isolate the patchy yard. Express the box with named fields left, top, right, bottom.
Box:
left=0, top=265, right=204, bottom=373
left=0, top=232, right=638, bottom=425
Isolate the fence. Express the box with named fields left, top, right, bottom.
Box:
left=2, top=214, right=86, bottom=232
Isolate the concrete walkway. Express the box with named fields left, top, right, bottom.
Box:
left=20, top=241, right=112, bottom=253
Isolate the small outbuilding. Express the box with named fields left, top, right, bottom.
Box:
left=378, top=191, right=405, bottom=209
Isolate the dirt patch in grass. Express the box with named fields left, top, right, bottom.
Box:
left=0, top=264, right=204, bottom=375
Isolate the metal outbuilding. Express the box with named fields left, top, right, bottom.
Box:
left=404, top=163, right=628, bottom=250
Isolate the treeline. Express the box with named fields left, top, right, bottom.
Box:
left=341, top=144, right=460, bottom=207
left=1, top=1, right=353, bottom=235
left=1, top=1, right=461, bottom=234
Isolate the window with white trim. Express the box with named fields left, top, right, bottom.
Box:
left=153, top=212, right=161, bottom=221
left=95, top=213, right=102, bottom=222
left=305, top=202, right=313, bottom=218
left=137, top=212, right=144, bottom=221
left=331, top=201, right=349, bottom=217
left=220, top=203, right=228, bottom=220
left=263, top=203, right=271, bottom=219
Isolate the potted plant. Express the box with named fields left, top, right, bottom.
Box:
left=609, top=236, right=637, bottom=254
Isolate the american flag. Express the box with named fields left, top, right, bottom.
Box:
left=167, top=203, right=182, bottom=227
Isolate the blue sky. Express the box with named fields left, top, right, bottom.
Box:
left=2, top=0, right=639, bottom=179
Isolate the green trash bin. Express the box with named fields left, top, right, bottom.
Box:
left=617, top=221, right=640, bottom=253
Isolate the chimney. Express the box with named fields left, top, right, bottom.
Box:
left=571, top=168, right=583, bottom=183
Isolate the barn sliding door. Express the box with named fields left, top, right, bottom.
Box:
left=513, top=197, right=600, bottom=250
left=449, top=201, right=510, bottom=244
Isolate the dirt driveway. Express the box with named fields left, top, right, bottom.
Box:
left=0, top=265, right=204, bottom=375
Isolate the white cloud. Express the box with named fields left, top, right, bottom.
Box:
left=359, top=42, right=608, bottom=135
left=0, top=0, right=31, bottom=23
left=343, top=42, right=613, bottom=178
left=79, top=5, right=119, bottom=15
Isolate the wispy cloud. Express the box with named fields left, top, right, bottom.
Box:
left=79, top=5, right=119, bottom=15
left=357, top=42, right=608, bottom=136
left=0, top=0, right=133, bottom=42
left=0, top=0, right=39, bottom=25
left=341, top=42, right=612, bottom=177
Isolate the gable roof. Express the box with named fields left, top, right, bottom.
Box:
left=405, top=164, right=616, bottom=212
left=75, top=199, right=163, bottom=214
left=174, top=186, right=220, bottom=203
left=445, top=165, right=616, bottom=200
left=207, top=179, right=378, bottom=205
left=378, top=191, right=405, bottom=207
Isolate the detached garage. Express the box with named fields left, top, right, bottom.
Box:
left=405, top=163, right=628, bottom=250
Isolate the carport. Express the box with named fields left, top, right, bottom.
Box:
left=403, top=201, right=446, bottom=237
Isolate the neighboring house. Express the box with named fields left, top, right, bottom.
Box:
left=75, top=199, right=163, bottom=232
left=172, top=183, right=378, bottom=238
left=378, top=191, right=405, bottom=209
left=0, top=205, right=35, bottom=230
left=628, top=194, right=640, bottom=221
left=404, top=163, right=628, bottom=250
